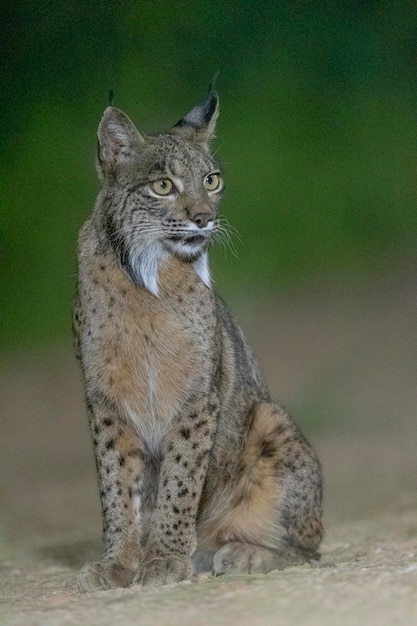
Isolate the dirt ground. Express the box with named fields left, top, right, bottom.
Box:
left=1, top=267, right=415, bottom=625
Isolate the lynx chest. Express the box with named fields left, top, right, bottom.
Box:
left=79, top=253, right=217, bottom=442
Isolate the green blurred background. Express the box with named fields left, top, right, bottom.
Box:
left=2, top=0, right=416, bottom=350
left=0, top=1, right=416, bottom=563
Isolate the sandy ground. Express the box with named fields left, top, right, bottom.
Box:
left=1, top=267, right=415, bottom=625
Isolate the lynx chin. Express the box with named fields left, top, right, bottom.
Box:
left=73, top=90, right=323, bottom=590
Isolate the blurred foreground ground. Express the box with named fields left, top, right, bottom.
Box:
left=0, top=266, right=415, bottom=625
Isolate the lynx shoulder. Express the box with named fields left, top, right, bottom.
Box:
left=74, top=90, right=323, bottom=591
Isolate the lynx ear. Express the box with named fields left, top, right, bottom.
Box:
left=172, top=90, right=219, bottom=146
left=96, top=106, right=144, bottom=179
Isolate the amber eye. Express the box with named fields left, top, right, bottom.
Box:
left=204, top=173, right=221, bottom=192
left=151, top=179, right=173, bottom=196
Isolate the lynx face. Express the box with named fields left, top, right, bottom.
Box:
left=95, top=93, right=223, bottom=294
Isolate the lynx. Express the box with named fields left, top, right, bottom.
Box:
left=73, top=90, right=323, bottom=591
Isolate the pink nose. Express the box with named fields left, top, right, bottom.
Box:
left=192, top=212, right=211, bottom=228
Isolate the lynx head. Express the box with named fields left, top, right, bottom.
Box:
left=95, top=91, right=222, bottom=295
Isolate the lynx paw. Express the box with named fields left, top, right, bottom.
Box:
left=213, top=543, right=280, bottom=576
left=78, top=561, right=136, bottom=592
left=213, top=542, right=315, bottom=576
left=135, top=555, right=194, bottom=587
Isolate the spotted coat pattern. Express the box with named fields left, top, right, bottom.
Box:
left=73, top=92, right=323, bottom=591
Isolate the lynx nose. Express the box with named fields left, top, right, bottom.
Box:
left=192, top=212, right=212, bottom=228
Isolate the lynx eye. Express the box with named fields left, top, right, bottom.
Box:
left=204, top=173, right=221, bottom=192
left=151, top=179, right=173, bottom=196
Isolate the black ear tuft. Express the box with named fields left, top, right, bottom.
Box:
left=172, top=91, right=219, bottom=145
left=201, top=92, right=218, bottom=126
left=208, top=72, right=219, bottom=94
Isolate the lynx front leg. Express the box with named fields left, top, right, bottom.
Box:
left=78, top=391, right=144, bottom=591
left=136, top=399, right=219, bottom=587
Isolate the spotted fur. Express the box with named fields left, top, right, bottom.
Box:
left=73, top=91, right=323, bottom=591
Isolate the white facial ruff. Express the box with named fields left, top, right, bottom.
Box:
left=129, top=244, right=211, bottom=295
left=128, top=243, right=167, bottom=296
left=192, top=252, right=211, bottom=288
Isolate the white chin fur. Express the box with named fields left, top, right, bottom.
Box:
left=167, top=239, right=206, bottom=259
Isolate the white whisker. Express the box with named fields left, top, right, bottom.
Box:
left=214, top=216, right=241, bottom=259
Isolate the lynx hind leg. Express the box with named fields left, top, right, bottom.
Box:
left=212, top=402, right=323, bottom=576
